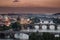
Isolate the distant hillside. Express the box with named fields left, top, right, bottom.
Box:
left=0, top=7, right=60, bottom=14
left=53, top=13, right=60, bottom=15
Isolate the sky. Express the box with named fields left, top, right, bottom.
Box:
left=0, top=0, right=60, bottom=8
left=0, top=0, right=60, bottom=14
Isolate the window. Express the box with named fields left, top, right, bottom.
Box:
left=42, top=25, right=47, bottom=30
left=49, top=25, right=55, bottom=30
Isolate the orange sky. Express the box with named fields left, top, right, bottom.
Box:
left=0, top=0, right=60, bottom=8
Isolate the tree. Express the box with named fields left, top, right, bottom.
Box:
left=31, top=17, right=40, bottom=23
left=53, top=18, right=60, bottom=24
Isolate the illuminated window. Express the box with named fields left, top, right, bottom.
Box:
left=55, top=34, right=59, bottom=37
left=49, top=25, right=55, bottom=30
left=57, top=25, right=60, bottom=30
left=14, top=33, right=29, bottom=39
left=49, top=21, right=54, bottom=24
left=34, top=25, right=39, bottom=30
left=42, top=25, right=47, bottom=30
left=44, top=21, right=49, bottom=24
